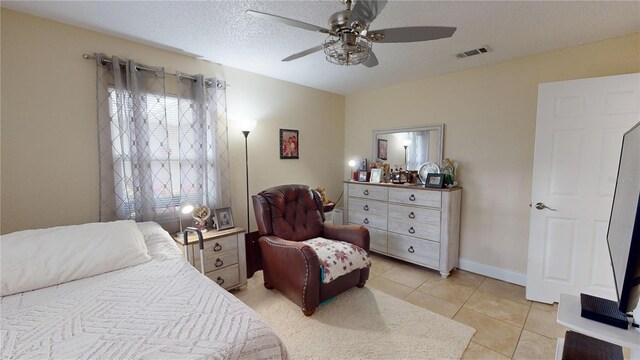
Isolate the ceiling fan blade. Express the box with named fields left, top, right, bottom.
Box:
left=362, top=51, right=379, bottom=68
left=247, top=10, right=333, bottom=34
left=282, top=45, right=325, bottom=62
left=368, top=26, right=457, bottom=43
left=348, top=0, right=388, bottom=28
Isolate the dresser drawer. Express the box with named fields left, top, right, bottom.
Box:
left=194, top=248, right=238, bottom=273
left=348, top=183, right=388, bottom=201
left=388, top=204, right=441, bottom=241
left=388, top=204, right=440, bottom=225
left=388, top=220, right=440, bottom=242
left=367, top=226, right=388, bottom=253
left=348, top=211, right=387, bottom=230
left=389, top=188, right=442, bottom=208
left=388, top=233, right=439, bottom=269
left=206, top=263, right=240, bottom=289
left=348, top=198, right=388, bottom=217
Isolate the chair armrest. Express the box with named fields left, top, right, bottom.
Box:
left=258, top=236, right=320, bottom=312
left=322, top=224, right=370, bottom=253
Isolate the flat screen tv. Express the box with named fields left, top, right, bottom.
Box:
left=607, top=121, right=640, bottom=314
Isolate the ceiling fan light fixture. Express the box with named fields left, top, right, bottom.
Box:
left=323, top=34, right=372, bottom=66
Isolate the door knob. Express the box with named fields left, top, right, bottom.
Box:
left=535, top=202, right=557, bottom=211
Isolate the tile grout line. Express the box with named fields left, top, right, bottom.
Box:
left=510, top=301, right=533, bottom=359
left=452, top=276, right=486, bottom=319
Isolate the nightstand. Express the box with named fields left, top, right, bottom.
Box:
left=173, top=228, right=247, bottom=290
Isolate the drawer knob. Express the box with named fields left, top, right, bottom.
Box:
left=216, top=277, right=225, bottom=285
left=363, top=218, right=369, bottom=224
left=215, top=258, right=224, bottom=268
left=408, top=246, right=415, bottom=253
left=363, top=189, right=369, bottom=196
left=213, top=243, right=222, bottom=252
left=363, top=204, right=369, bottom=211
left=408, top=227, right=415, bottom=234
left=409, top=194, right=416, bottom=201
left=408, top=212, right=415, bottom=219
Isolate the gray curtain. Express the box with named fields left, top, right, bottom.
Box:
left=96, top=54, right=230, bottom=230
left=176, top=73, right=231, bottom=211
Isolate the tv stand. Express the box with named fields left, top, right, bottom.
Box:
left=557, top=294, right=639, bottom=360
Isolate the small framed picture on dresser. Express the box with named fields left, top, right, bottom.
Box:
left=425, top=173, right=445, bottom=188
left=358, top=171, right=368, bottom=182
left=370, top=168, right=382, bottom=183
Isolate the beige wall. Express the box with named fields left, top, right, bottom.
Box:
left=0, top=9, right=345, bottom=234
left=345, top=33, right=640, bottom=276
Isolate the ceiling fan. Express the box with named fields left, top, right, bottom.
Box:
left=246, top=0, right=456, bottom=67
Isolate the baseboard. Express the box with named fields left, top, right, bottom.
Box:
left=458, top=258, right=526, bottom=286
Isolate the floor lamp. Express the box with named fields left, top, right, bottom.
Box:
left=240, top=120, right=257, bottom=233
left=402, top=139, right=412, bottom=169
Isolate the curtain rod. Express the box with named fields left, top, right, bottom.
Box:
left=82, top=54, right=229, bottom=88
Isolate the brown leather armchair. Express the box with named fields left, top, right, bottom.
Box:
left=252, top=184, right=370, bottom=316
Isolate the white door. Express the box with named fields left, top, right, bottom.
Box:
left=526, top=73, right=640, bottom=303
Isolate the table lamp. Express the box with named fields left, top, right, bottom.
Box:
left=177, top=201, right=194, bottom=236
left=348, top=160, right=356, bottom=181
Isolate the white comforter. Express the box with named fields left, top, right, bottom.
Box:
left=0, top=222, right=287, bottom=359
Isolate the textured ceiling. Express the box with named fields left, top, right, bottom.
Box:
left=3, top=1, right=639, bottom=94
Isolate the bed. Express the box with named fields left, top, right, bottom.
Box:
left=0, top=221, right=288, bottom=359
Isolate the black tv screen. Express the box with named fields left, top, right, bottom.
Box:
left=607, top=121, right=640, bottom=314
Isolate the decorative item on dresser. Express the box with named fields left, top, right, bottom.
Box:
left=343, top=181, right=461, bottom=277
left=173, top=227, right=247, bottom=290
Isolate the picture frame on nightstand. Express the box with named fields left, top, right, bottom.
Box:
left=214, top=207, right=234, bottom=230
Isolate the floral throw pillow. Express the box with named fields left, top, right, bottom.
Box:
left=301, top=237, right=371, bottom=284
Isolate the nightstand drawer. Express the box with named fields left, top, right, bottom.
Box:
left=194, top=248, right=238, bottom=273
left=203, top=234, right=238, bottom=254
left=206, top=264, right=240, bottom=289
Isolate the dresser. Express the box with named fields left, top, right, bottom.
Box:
left=173, top=228, right=247, bottom=290
left=343, top=181, right=461, bottom=277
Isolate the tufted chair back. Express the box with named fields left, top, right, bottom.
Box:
left=252, top=184, right=325, bottom=241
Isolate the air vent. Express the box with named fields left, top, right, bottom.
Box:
left=456, top=46, right=491, bottom=59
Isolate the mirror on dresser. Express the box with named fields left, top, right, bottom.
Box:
left=372, top=124, right=444, bottom=171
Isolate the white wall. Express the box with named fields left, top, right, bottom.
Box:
left=0, top=9, right=345, bottom=234
left=345, top=33, right=640, bottom=279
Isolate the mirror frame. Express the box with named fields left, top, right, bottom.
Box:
left=372, top=124, right=444, bottom=168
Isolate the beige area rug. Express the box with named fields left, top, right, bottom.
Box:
left=235, top=284, right=476, bottom=359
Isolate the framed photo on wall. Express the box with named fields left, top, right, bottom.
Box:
left=214, top=207, right=234, bottom=230
left=377, top=139, right=388, bottom=160
left=280, top=129, right=299, bottom=159
left=425, top=173, right=445, bottom=188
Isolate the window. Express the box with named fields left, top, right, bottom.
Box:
left=108, top=90, right=191, bottom=218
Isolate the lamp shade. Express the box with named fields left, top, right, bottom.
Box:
left=348, top=160, right=356, bottom=167
left=402, top=139, right=412, bottom=147
left=180, top=202, right=194, bottom=214
left=239, top=119, right=257, bottom=132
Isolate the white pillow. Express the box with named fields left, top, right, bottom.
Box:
left=1, top=220, right=151, bottom=296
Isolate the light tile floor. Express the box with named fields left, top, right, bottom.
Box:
left=236, top=253, right=631, bottom=359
